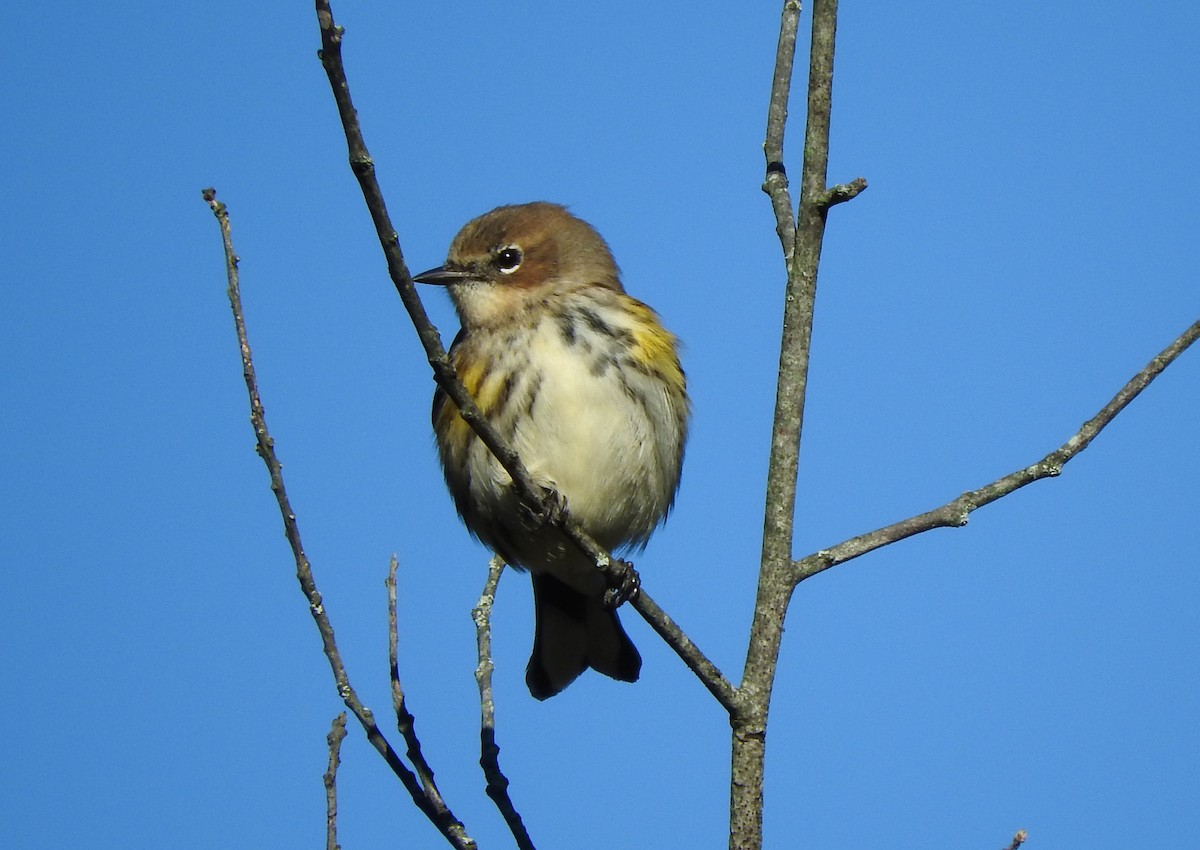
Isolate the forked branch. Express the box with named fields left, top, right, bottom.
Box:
left=734, top=1, right=864, bottom=847
left=743, top=1, right=1195, bottom=849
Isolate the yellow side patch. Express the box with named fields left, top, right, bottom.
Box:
left=439, top=352, right=502, bottom=451
left=628, top=299, right=686, bottom=393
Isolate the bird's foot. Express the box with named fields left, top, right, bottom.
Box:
left=603, top=559, right=641, bottom=609
left=521, top=485, right=568, bottom=528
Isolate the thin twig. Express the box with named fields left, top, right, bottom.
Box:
left=311, top=0, right=735, bottom=709
left=473, top=558, right=536, bottom=850
left=324, top=713, right=347, bottom=850
left=762, top=0, right=801, bottom=259
left=794, top=315, right=1200, bottom=581
left=1003, top=829, right=1029, bottom=850
left=202, top=187, right=476, bottom=850
left=387, top=555, right=453, bottom=811
left=819, top=177, right=868, bottom=209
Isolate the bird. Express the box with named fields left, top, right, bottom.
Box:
left=414, top=202, right=689, bottom=699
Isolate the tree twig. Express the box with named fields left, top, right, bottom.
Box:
left=202, top=187, right=476, bottom=850
left=1003, top=829, right=1029, bottom=850
left=794, top=315, right=1200, bottom=581
left=311, top=0, right=735, bottom=710
left=387, top=555, right=454, bottom=813
left=324, top=713, right=347, bottom=850
left=819, top=177, right=868, bottom=209
left=762, top=0, right=801, bottom=260
left=473, top=558, right=536, bottom=850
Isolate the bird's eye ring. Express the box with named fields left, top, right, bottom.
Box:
left=494, top=246, right=523, bottom=274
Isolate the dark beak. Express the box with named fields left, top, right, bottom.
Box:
left=413, top=265, right=474, bottom=286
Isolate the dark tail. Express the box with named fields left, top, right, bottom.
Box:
left=526, top=572, right=642, bottom=700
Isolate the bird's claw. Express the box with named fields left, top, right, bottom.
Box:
left=521, top=486, right=568, bottom=528
left=603, top=559, right=641, bottom=609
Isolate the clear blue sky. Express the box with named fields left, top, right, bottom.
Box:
left=3, top=2, right=1198, bottom=848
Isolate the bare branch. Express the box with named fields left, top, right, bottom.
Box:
left=794, top=315, right=1200, bottom=581
left=387, top=556, right=454, bottom=813
left=638, top=590, right=741, bottom=712
left=762, top=0, right=801, bottom=259
left=324, top=713, right=347, bottom=850
left=311, top=0, right=734, bottom=707
left=202, top=187, right=476, bottom=850
left=472, top=558, right=537, bottom=850
left=819, top=177, right=868, bottom=209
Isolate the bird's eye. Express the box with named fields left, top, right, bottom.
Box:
left=494, top=246, right=523, bottom=274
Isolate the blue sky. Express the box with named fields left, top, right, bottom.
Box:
left=3, top=2, right=1198, bottom=848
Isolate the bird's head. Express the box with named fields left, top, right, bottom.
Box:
left=414, top=202, right=623, bottom=330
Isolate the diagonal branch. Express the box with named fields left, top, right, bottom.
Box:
left=202, top=188, right=477, bottom=850
left=794, top=315, right=1200, bottom=581
left=312, top=0, right=737, bottom=711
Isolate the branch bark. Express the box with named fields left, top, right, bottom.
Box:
left=323, top=713, right=347, bottom=850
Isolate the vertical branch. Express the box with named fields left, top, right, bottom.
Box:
left=747, top=0, right=841, bottom=708
left=387, top=556, right=455, bottom=816
left=473, top=558, right=537, bottom=850
left=730, top=6, right=805, bottom=847
left=324, top=713, right=347, bottom=850
left=762, top=0, right=801, bottom=259
left=734, top=1, right=863, bottom=848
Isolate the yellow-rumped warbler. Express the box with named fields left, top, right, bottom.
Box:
left=414, top=202, right=689, bottom=699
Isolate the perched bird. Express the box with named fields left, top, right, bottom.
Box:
left=415, top=202, right=689, bottom=699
